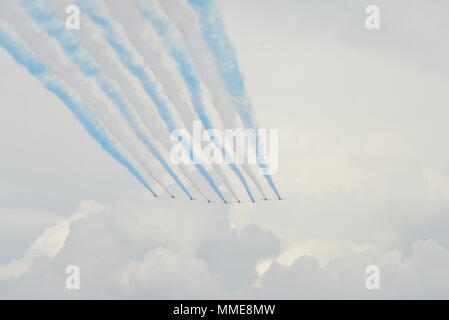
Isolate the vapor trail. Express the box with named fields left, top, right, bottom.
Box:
left=75, top=0, right=227, bottom=202
left=160, top=0, right=268, bottom=199
left=0, top=26, right=156, bottom=196
left=21, top=0, right=194, bottom=199
left=71, top=10, right=208, bottom=200
left=102, top=0, right=234, bottom=202
left=1, top=3, right=174, bottom=196
left=100, top=0, right=214, bottom=199
left=101, top=0, right=198, bottom=137
left=187, top=0, right=281, bottom=199
left=135, top=0, right=256, bottom=201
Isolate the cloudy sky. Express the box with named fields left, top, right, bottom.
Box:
left=1, top=0, right=449, bottom=299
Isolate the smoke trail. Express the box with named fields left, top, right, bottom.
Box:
left=187, top=0, right=257, bottom=128
left=135, top=0, right=256, bottom=201
left=71, top=15, right=207, bottom=201
left=20, top=0, right=194, bottom=199
left=0, top=26, right=156, bottom=196
left=187, top=0, right=281, bottom=198
left=160, top=0, right=268, bottom=199
left=1, top=3, right=173, bottom=196
left=103, top=1, right=239, bottom=203
left=101, top=0, right=198, bottom=136
left=100, top=0, right=212, bottom=201
left=75, top=0, right=226, bottom=202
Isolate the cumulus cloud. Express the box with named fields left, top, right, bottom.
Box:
left=0, top=201, right=107, bottom=280
left=256, top=238, right=449, bottom=299
left=0, top=208, right=60, bottom=265
left=0, top=191, right=280, bottom=299
left=1, top=191, right=449, bottom=299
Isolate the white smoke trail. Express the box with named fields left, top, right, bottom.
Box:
left=1, top=2, right=174, bottom=196
left=187, top=0, right=281, bottom=199
left=159, top=0, right=268, bottom=199
left=20, top=0, right=196, bottom=199
left=0, top=21, right=157, bottom=196
left=103, top=0, right=198, bottom=135
left=135, top=0, right=259, bottom=201
left=44, top=0, right=238, bottom=202
left=160, top=0, right=236, bottom=128
left=103, top=0, right=240, bottom=202
left=70, top=15, right=209, bottom=200
left=77, top=0, right=238, bottom=202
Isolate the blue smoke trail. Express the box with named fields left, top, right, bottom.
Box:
left=136, top=0, right=255, bottom=201
left=0, top=28, right=156, bottom=195
left=75, top=0, right=227, bottom=202
left=20, top=0, right=195, bottom=199
left=188, top=0, right=281, bottom=199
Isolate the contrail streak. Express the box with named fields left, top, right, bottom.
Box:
left=1, top=3, right=173, bottom=196
left=136, top=0, right=255, bottom=201
left=101, top=0, right=212, bottom=200
left=75, top=0, right=226, bottom=202
left=0, top=26, right=156, bottom=196
left=103, top=0, right=237, bottom=202
left=187, top=0, right=281, bottom=199
left=71, top=6, right=208, bottom=200
left=160, top=0, right=268, bottom=200
left=21, top=0, right=194, bottom=199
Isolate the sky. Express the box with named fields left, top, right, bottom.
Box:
left=1, top=0, right=449, bottom=299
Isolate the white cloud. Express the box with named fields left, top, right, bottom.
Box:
left=0, top=201, right=107, bottom=280
left=1, top=191, right=449, bottom=299
left=115, top=248, right=227, bottom=299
